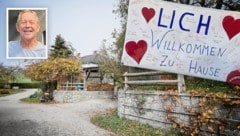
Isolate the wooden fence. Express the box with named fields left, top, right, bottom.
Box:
left=123, top=71, right=185, bottom=92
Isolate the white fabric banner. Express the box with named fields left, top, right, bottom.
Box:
left=121, top=0, right=240, bottom=84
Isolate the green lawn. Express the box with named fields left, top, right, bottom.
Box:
left=91, top=110, right=180, bottom=136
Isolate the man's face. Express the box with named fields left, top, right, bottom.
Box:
left=16, top=12, right=40, bottom=41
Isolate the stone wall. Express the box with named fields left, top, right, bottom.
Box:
left=54, top=90, right=114, bottom=103
left=118, top=90, right=240, bottom=135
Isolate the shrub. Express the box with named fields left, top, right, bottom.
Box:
left=0, top=82, right=43, bottom=89
left=0, top=90, right=10, bottom=94
left=87, top=83, right=114, bottom=91
left=29, top=91, right=41, bottom=98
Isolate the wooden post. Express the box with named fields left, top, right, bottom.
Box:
left=124, top=72, right=129, bottom=90
left=83, top=71, right=86, bottom=91
left=177, top=74, right=185, bottom=92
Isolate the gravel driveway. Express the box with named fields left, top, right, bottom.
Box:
left=0, top=89, right=117, bottom=136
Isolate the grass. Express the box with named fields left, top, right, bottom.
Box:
left=91, top=76, right=238, bottom=136
left=20, top=91, right=57, bottom=104
left=0, top=89, right=25, bottom=97
left=91, top=110, right=180, bottom=136
left=184, top=76, right=240, bottom=95
left=20, top=91, right=42, bottom=103
left=185, top=76, right=229, bottom=91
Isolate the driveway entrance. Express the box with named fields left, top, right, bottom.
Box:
left=0, top=89, right=117, bottom=136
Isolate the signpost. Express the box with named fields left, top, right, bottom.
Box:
left=121, top=1, right=240, bottom=85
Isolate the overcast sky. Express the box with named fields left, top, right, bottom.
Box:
left=0, top=0, right=120, bottom=66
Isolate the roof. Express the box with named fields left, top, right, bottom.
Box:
left=80, top=53, right=105, bottom=64
left=82, top=64, right=98, bottom=69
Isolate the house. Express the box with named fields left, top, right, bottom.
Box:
left=81, top=52, right=102, bottom=83
left=80, top=51, right=114, bottom=91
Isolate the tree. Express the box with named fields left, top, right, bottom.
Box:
left=190, top=0, right=240, bottom=10
left=0, top=63, right=20, bottom=83
left=99, top=40, right=125, bottom=87
left=24, top=34, right=82, bottom=92
left=24, top=58, right=81, bottom=87
left=24, top=58, right=80, bottom=81
left=112, top=0, right=129, bottom=61
left=50, top=35, right=75, bottom=58
left=97, top=0, right=129, bottom=88
left=164, top=0, right=240, bottom=10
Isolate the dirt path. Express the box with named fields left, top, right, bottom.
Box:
left=0, top=89, right=117, bottom=136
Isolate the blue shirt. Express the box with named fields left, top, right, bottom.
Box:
left=8, top=40, right=47, bottom=59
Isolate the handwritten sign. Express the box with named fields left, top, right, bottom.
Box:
left=121, top=1, right=240, bottom=84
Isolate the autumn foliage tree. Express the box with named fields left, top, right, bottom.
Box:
left=24, top=58, right=81, bottom=82
left=24, top=35, right=81, bottom=90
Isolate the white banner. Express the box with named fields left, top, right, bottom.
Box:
left=121, top=0, right=240, bottom=84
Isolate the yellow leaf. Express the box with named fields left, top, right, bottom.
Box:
left=172, top=123, right=177, bottom=128
left=231, top=100, right=240, bottom=105
left=208, top=126, right=214, bottom=132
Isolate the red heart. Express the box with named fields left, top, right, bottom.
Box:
left=125, top=40, right=147, bottom=64
left=222, top=16, right=240, bottom=40
left=142, top=7, right=155, bottom=23
left=227, top=70, right=240, bottom=85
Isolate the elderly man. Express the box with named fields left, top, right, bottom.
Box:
left=8, top=10, right=46, bottom=58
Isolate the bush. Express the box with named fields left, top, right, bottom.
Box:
left=185, top=76, right=234, bottom=93
left=21, top=91, right=42, bottom=103
left=87, top=83, right=113, bottom=91
left=29, top=91, right=41, bottom=99
left=0, top=90, right=10, bottom=94
left=0, top=82, right=42, bottom=89
left=12, top=83, right=42, bottom=88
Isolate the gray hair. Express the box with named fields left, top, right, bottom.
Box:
left=16, top=10, right=40, bottom=24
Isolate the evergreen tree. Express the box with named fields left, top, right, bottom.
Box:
left=50, top=35, right=75, bottom=58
